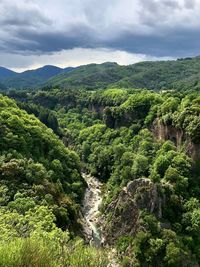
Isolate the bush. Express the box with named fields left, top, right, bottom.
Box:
left=0, top=238, right=58, bottom=267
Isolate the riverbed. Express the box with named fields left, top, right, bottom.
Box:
left=81, top=173, right=103, bottom=247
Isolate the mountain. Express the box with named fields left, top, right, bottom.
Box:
left=46, top=62, right=124, bottom=90
left=19, top=65, right=64, bottom=79
left=111, top=57, right=200, bottom=91
left=0, top=65, right=74, bottom=89
left=46, top=57, right=200, bottom=91
left=3, top=56, right=200, bottom=91
left=0, top=82, right=7, bottom=90
left=0, top=67, right=17, bottom=80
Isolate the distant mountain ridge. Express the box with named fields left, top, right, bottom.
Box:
left=2, top=56, right=200, bottom=91
left=45, top=62, right=120, bottom=90
left=0, top=65, right=75, bottom=89
left=46, top=57, right=200, bottom=91
left=0, top=67, right=17, bottom=80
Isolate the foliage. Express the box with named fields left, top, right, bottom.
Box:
left=0, top=94, right=84, bottom=232
left=43, top=57, right=200, bottom=91
left=2, top=86, right=200, bottom=266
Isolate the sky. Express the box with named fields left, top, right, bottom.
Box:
left=0, top=0, right=199, bottom=72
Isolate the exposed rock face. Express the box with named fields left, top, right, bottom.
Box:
left=88, top=104, right=105, bottom=115
left=152, top=119, right=185, bottom=148
left=102, top=178, right=164, bottom=245
left=152, top=119, right=200, bottom=162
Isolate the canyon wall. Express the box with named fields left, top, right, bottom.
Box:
left=152, top=119, right=200, bottom=163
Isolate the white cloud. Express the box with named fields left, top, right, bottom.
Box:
left=1, top=48, right=172, bottom=72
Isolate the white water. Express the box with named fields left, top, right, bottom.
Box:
left=82, top=173, right=103, bottom=247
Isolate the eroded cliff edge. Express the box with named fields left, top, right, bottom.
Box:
left=152, top=118, right=200, bottom=163
left=102, top=178, right=165, bottom=245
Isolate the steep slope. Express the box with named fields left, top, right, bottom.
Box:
left=0, top=94, right=84, bottom=230
left=0, top=94, right=113, bottom=267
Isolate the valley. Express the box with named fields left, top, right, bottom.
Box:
left=2, top=0, right=200, bottom=266
left=1, top=58, right=200, bottom=266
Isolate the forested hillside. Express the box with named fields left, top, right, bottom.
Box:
left=5, top=86, right=200, bottom=266
left=0, top=67, right=16, bottom=80
left=3, top=56, right=200, bottom=91
left=0, top=94, right=113, bottom=266
left=46, top=57, right=200, bottom=91
left=0, top=94, right=87, bottom=230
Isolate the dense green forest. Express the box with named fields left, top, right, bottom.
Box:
left=2, top=83, right=200, bottom=266
left=43, top=57, right=200, bottom=91
left=46, top=57, right=200, bottom=91
left=0, top=94, right=112, bottom=266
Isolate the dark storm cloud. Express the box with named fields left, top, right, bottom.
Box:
left=13, top=25, right=96, bottom=54
left=0, top=0, right=95, bottom=54
left=107, top=28, right=200, bottom=57
left=0, top=0, right=200, bottom=59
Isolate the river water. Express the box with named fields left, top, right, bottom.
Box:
left=81, top=173, right=119, bottom=267
left=81, top=173, right=103, bottom=247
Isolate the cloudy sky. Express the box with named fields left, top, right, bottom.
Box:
left=0, top=0, right=199, bottom=71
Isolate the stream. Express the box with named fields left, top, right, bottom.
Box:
left=81, top=173, right=103, bottom=247
left=81, top=173, right=119, bottom=267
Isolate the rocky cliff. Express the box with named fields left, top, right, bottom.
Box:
left=152, top=119, right=200, bottom=162
left=102, top=178, right=165, bottom=245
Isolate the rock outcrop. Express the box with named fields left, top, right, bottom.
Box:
left=152, top=119, right=200, bottom=162
left=102, top=178, right=164, bottom=245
